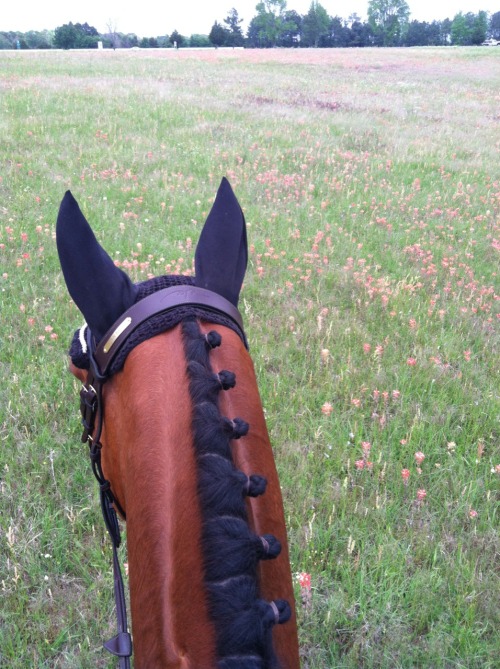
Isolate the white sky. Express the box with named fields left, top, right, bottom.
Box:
left=2, top=1, right=497, bottom=38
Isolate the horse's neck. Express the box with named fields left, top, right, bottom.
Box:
left=102, top=329, right=216, bottom=668
left=101, top=323, right=300, bottom=669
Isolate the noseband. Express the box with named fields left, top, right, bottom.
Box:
left=78, top=286, right=245, bottom=668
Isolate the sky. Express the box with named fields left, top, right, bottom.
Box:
left=2, top=1, right=497, bottom=38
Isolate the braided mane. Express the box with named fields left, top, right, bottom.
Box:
left=182, top=319, right=290, bottom=669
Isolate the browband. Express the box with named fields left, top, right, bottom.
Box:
left=88, top=285, right=245, bottom=378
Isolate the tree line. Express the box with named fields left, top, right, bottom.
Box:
left=1, top=0, right=499, bottom=50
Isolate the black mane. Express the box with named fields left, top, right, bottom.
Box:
left=182, top=318, right=290, bottom=669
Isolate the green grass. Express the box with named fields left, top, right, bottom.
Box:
left=0, top=47, right=499, bottom=668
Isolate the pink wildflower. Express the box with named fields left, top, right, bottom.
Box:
left=414, top=452, right=425, bottom=466
left=416, top=489, right=427, bottom=501
left=321, top=402, right=333, bottom=416
left=361, top=441, right=371, bottom=457
left=401, top=468, right=410, bottom=484
left=298, top=572, right=311, bottom=590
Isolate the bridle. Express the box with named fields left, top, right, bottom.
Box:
left=77, top=285, right=245, bottom=668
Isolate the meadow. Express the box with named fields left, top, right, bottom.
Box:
left=0, top=46, right=499, bottom=668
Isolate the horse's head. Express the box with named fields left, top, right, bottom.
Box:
left=56, top=179, right=300, bottom=669
left=57, top=177, right=247, bottom=349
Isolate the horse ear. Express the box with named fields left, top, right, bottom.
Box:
left=195, top=178, right=247, bottom=307
left=56, top=191, right=138, bottom=341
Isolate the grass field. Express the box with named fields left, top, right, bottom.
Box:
left=0, top=47, right=499, bottom=668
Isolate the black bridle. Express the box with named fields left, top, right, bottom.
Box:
left=77, top=285, right=245, bottom=668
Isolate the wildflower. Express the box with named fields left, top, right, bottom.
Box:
left=494, top=465, right=500, bottom=475
left=297, top=572, right=311, bottom=590
left=469, top=509, right=478, bottom=519
left=401, top=468, right=410, bottom=484
left=416, top=489, right=427, bottom=501
left=363, top=343, right=371, bottom=354
left=351, top=398, right=361, bottom=408
left=414, top=452, right=425, bottom=466
left=463, top=350, right=471, bottom=361
left=321, top=402, right=333, bottom=416
left=297, top=571, right=312, bottom=610
left=407, top=357, right=417, bottom=366
left=392, top=390, right=401, bottom=400
left=320, top=349, right=329, bottom=364
left=355, top=459, right=365, bottom=470
left=361, top=442, right=371, bottom=457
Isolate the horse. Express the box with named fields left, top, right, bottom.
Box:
left=56, top=178, right=301, bottom=669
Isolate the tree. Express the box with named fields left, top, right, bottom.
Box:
left=54, top=22, right=99, bottom=49
left=209, top=21, right=229, bottom=47
left=106, top=19, right=120, bottom=50
left=190, top=34, right=211, bottom=47
left=450, top=11, right=486, bottom=45
left=169, top=30, right=185, bottom=47
left=440, top=18, right=452, bottom=45
left=367, top=0, right=410, bottom=46
left=348, top=18, right=374, bottom=46
left=302, top=1, right=330, bottom=47
left=328, top=16, right=352, bottom=47
left=224, top=8, right=244, bottom=46
left=140, top=37, right=158, bottom=48
left=490, top=11, right=500, bottom=40
left=405, top=20, right=430, bottom=46
left=450, top=12, right=470, bottom=45
left=122, top=33, right=139, bottom=48
left=247, top=0, right=295, bottom=47
left=24, top=30, right=53, bottom=49
left=54, top=23, right=79, bottom=49
left=279, top=10, right=302, bottom=46
left=471, top=11, right=487, bottom=44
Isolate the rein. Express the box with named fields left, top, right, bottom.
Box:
left=78, top=285, right=245, bottom=667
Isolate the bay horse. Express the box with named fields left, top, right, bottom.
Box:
left=56, top=178, right=300, bottom=669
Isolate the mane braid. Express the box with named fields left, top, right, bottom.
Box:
left=182, top=318, right=290, bottom=669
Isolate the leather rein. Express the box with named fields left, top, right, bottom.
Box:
left=78, top=285, right=245, bottom=668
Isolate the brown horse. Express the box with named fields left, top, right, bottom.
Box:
left=57, top=178, right=300, bottom=669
